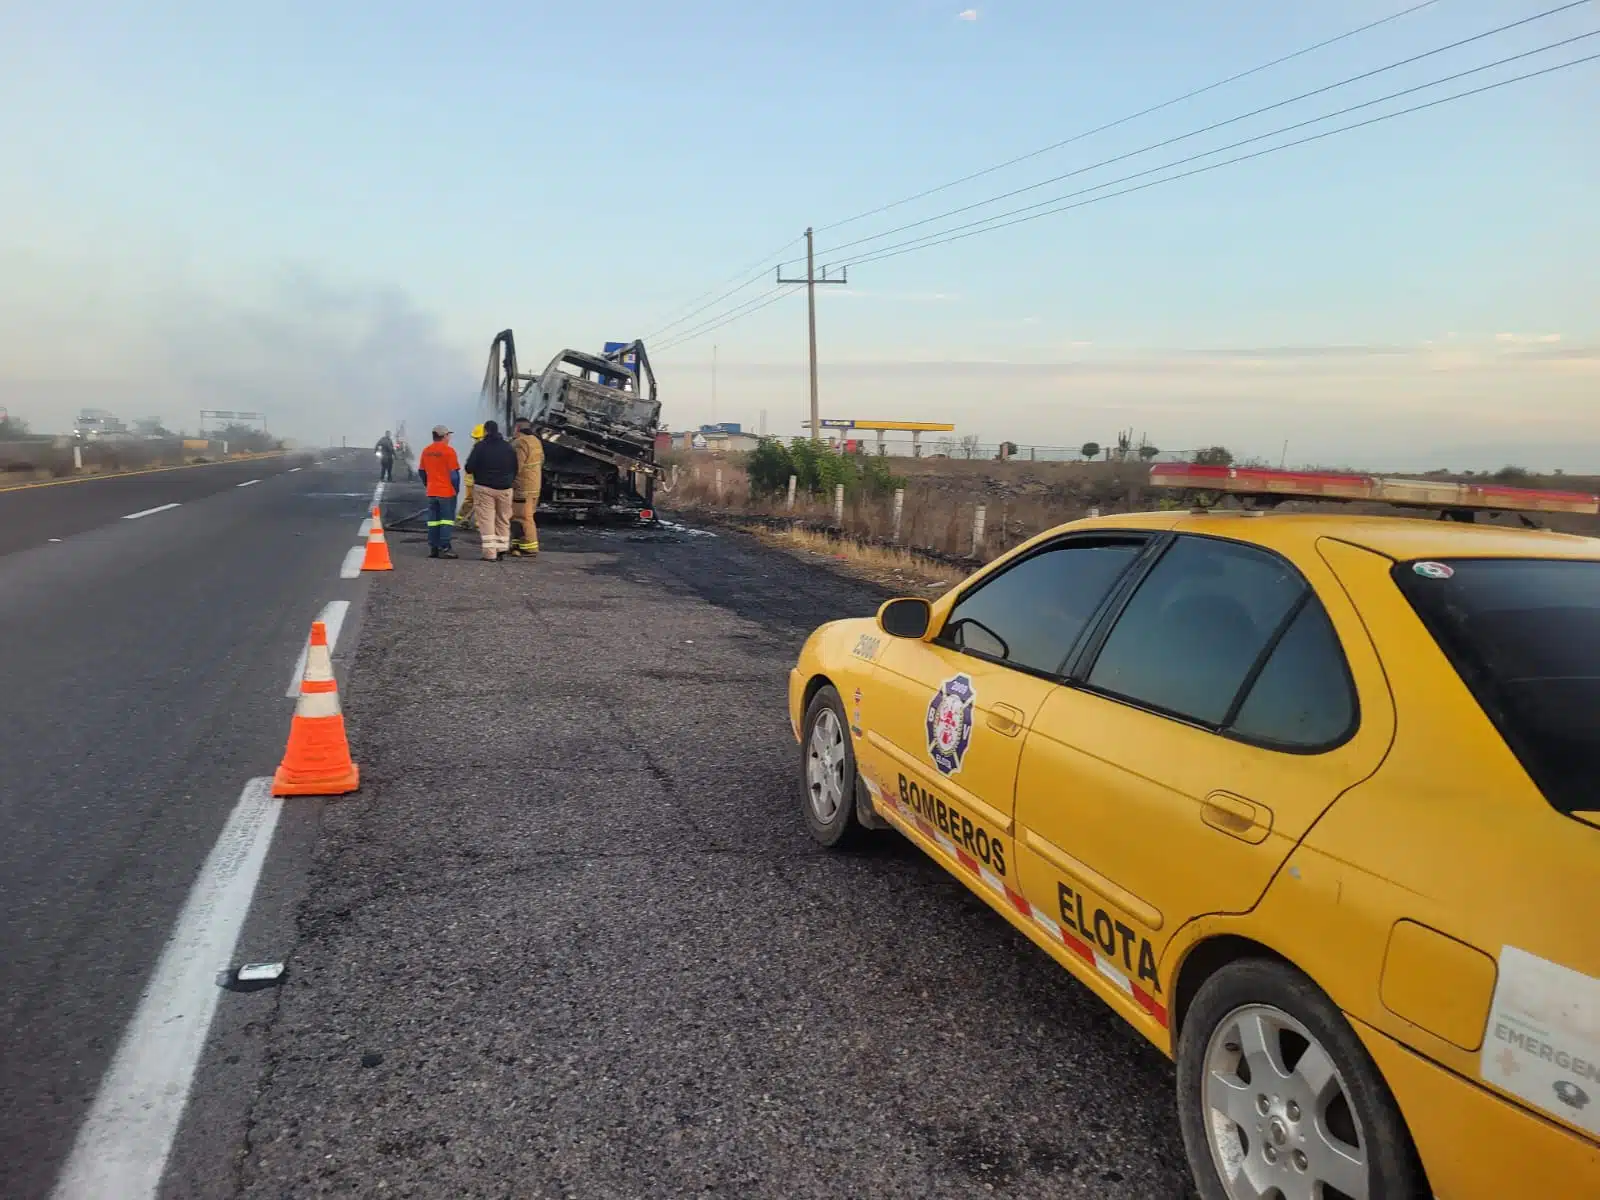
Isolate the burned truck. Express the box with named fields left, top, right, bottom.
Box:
left=480, top=330, right=661, bottom=521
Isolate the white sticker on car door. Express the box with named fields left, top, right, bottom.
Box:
left=1479, top=945, right=1600, bottom=1136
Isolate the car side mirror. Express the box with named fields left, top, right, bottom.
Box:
left=878, top=597, right=932, bottom=640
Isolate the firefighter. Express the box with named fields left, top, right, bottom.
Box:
left=509, top=418, right=544, bottom=556
left=456, top=423, right=485, bottom=528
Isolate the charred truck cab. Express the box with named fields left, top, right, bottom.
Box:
left=481, top=329, right=662, bottom=522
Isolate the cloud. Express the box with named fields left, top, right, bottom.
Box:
left=958, top=9, right=978, bottom=20
left=1495, top=332, right=1562, bottom=344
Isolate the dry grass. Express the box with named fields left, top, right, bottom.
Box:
left=748, top=525, right=966, bottom=595
left=662, top=452, right=1600, bottom=552
left=660, top=456, right=1111, bottom=564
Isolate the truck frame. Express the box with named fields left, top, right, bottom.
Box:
left=480, top=330, right=661, bottom=522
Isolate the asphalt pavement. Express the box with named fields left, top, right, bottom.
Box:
left=0, top=454, right=312, bottom=559
left=0, top=450, right=381, bottom=1199
left=222, top=496, right=1194, bottom=1199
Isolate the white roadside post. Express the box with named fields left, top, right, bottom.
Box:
left=973, top=504, right=987, bottom=557
left=833, top=484, right=844, bottom=527
left=715, top=466, right=723, bottom=502
left=892, top=487, right=904, bottom=544
left=73, top=444, right=83, bottom=471
left=787, top=474, right=797, bottom=510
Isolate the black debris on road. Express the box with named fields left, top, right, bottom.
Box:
left=233, top=515, right=1194, bottom=1199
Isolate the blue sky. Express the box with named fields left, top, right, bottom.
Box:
left=2, top=1, right=1596, bottom=467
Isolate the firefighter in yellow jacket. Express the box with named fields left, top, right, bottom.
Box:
left=455, top=423, right=485, bottom=528
left=509, top=419, right=544, bottom=556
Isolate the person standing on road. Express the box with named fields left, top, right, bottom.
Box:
left=375, top=431, right=396, bottom=482
left=417, top=426, right=461, bottom=559
left=456, top=423, right=485, bottom=529
left=463, top=419, right=517, bottom=561
left=509, top=419, right=544, bottom=557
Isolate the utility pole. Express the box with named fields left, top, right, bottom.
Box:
left=712, top=343, right=718, bottom=426
left=778, top=227, right=847, bottom=442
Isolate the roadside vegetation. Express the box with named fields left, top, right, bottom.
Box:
left=661, top=444, right=1600, bottom=588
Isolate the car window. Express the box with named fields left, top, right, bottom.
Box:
left=1395, top=557, right=1600, bottom=818
left=939, top=539, right=1143, bottom=676
left=1228, top=597, right=1354, bottom=748
left=1086, top=536, right=1306, bottom=725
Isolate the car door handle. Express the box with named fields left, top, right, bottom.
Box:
left=1201, top=791, right=1273, bottom=844
left=986, top=703, right=1025, bottom=737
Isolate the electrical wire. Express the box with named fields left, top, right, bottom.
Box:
left=654, top=46, right=1598, bottom=350
left=836, top=49, right=1600, bottom=272
left=813, top=0, right=1446, bottom=235
left=655, top=285, right=805, bottom=353
left=834, top=30, right=1599, bottom=268
left=644, top=3, right=1449, bottom=342
left=643, top=235, right=804, bottom=341
left=797, top=0, right=1594, bottom=266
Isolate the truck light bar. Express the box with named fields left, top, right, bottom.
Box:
left=1148, top=463, right=1599, bottom=516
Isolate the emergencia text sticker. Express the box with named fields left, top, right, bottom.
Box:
left=1479, top=945, right=1600, bottom=1137
left=926, top=673, right=976, bottom=776
left=851, top=633, right=883, bottom=661
left=1413, top=561, right=1454, bottom=580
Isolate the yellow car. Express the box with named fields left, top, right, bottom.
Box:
left=788, top=501, right=1599, bottom=1200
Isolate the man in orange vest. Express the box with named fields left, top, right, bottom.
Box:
left=417, top=425, right=461, bottom=559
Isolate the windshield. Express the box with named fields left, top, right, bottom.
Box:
left=1395, top=558, right=1600, bottom=818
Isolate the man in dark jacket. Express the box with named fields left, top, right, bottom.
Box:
left=375, top=431, right=395, bottom=482
left=462, top=420, right=518, bottom=561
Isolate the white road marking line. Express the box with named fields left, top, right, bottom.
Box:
left=288, top=467, right=302, bottom=473
left=122, top=503, right=181, bottom=520
left=235, top=479, right=260, bottom=488
left=51, top=778, right=282, bottom=1200
left=340, top=546, right=365, bottom=578
left=284, top=599, right=351, bottom=696
left=358, top=517, right=372, bottom=537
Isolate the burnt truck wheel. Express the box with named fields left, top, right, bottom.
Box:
left=1177, top=958, right=1425, bottom=1200
left=800, top=686, right=864, bottom=848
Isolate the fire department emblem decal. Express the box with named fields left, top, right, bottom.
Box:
left=926, top=673, right=976, bottom=776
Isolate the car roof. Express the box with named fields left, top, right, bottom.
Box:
left=1062, top=510, right=1600, bottom=562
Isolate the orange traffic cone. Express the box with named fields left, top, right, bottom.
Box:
left=272, top=620, right=360, bottom=797
left=361, top=512, right=394, bottom=571
left=370, top=504, right=385, bottom=532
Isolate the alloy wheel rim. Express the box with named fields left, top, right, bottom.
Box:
left=1201, top=1002, right=1369, bottom=1200
left=806, top=709, right=846, bottom=823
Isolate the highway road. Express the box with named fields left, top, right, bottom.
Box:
left=0, top=451, right=383, bottom=1199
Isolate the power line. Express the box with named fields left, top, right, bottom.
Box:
left=643, top=235, right=803, bottom=341
left=836, top=30, right=1600, bottom=268
left=837, top=49, right=1600, bottom=272
left=653, top=47, right=1598, bottom=351
left=645, top=4, right=1444, bottom=342
left=813, top=0, right=1445, bottom=236
left=800, top=0, right=1593, bottom=266
left=655, top=284, right=804, bottom=353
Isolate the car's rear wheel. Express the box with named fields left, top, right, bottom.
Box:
left=1177, top=959, right=1425, bottom=1200
left=800, top=686, right=863, bottom=848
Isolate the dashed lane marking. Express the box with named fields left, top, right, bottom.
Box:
left=358, top=517, right=372, bottom=537
left=284, top=599, right=351, bottom=696
left=287, top=467, right=302, bottom=473
left=235, top=479, right=260, bottom=488
left=339, top=546, right=365, bottom=579
left=50, top=778, right=283, bottom=1200
left=122, top=503, right=182, bottom=520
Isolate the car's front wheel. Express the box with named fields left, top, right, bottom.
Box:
left=800, top=685, right=863, bottom=848
left=1177, top=958, right=1425, bottom=1200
